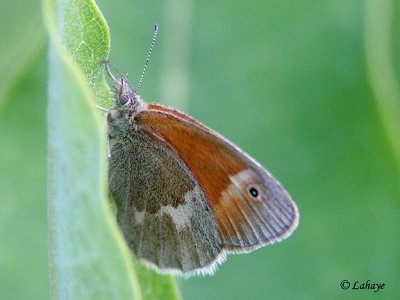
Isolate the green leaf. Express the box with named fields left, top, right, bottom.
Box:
left=44, top=0, right=180, bottom=299
left=44, top=0, right=138, bottom=298
left=132, top=259, right=181, bottom=300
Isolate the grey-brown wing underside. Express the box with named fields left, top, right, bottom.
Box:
left=108, top=129, right=224, bottom=275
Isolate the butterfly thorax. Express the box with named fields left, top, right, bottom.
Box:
left=108, top=77, right=148, bottom=139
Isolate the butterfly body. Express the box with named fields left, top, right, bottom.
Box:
left=108, top=95, right=223, bottom=274
left=107, top=73, right=298, bottom=276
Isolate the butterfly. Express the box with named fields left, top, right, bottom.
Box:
left=103, top=25, right=298, bottom=277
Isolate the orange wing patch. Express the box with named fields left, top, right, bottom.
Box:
left=137, top=104, right=298, bottom=251
left=138, top=106, right=251, bottom=245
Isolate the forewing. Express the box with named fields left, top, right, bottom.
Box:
left=108, top=128, right=223, bottom=274
left=137, top=104, right=299, bottom=252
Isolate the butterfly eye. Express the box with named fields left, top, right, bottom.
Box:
left=121, top=94, right=130, bottom=105
left=249, top=186, right=259, bottom=198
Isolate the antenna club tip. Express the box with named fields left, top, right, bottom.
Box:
left=154, top=23, right=159, bottom=31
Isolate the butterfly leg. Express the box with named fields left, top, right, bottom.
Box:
left=102, top=60, right=119, bottom=84
left=107, top=136, right=112, bottom=159
left=95, top=104, right=112, bottom=158
left=96, top=105, right=110, bottom=114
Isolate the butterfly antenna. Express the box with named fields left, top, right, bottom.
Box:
left=137, top=23, right=159, bottom=91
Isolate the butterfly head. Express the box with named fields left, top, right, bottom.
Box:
left=112, top=76, right=142, bottom=111
left=103, top=60, right=144, bottom=113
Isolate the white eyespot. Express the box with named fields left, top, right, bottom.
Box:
left=229, top=169, right=262, bottom=200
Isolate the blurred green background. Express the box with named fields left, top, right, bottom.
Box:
left=1, top=0, right=399, bottom=299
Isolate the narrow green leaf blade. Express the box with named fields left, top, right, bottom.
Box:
left=45, top=0, right=181, bottom=299
left=45, top=0, right=139, bottom=298
left=133, top=259, right=181, bottom=300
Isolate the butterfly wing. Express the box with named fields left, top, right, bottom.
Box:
left=108, top=126, right=224, bottom=275
left=137, top=104, right=299, bottom=253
